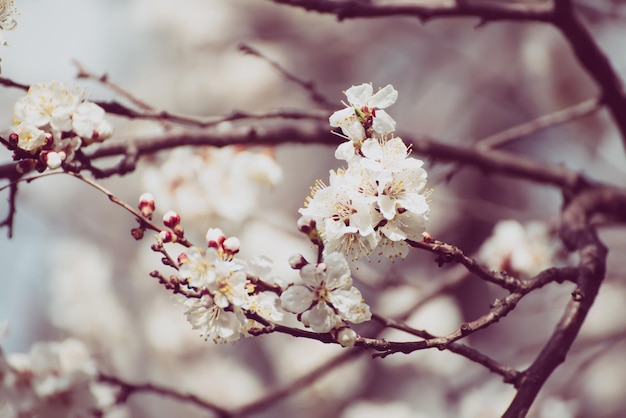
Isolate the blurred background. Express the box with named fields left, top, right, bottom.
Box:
left=2, top=0, right=626, bottom=417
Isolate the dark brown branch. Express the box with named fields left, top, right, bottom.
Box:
left=503, top=186, right=626, bottom=417
left=372, top=313, right=522, bottom=385
left=0, top=121, right=587, bottom=189
left=361, top=266, right=577, bottom=358
left=0, top=179, right=18, bottom=238
left=552, top=0, right=626, bottom=151
left=0, top=76, right=29, bottom=90
left=96, top=101, right=328, bottom=128
left=272, top=0, right=553, bottom=23
left=408, top=237, right=524, bottom=291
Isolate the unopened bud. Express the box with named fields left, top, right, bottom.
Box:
left=44, top=133, right=54, bottom=147
left=8, top=132, right=18, bottom=144
left=131, top=227, right=144, bottom=240
left=223, top=237, right=241, bottom=255
left=16, top=159, right=36, bottom=174
left=138, top=193, right=155, bottom=219
left=159, top=230, right=176, bottom=243
left=177, top=252, right=189, bottom=264
left=206, top=227, right=225, bottom=248
left=336, top=328, right=357, bottom=348
left=297, top=216, right=316, bottom=234
left=288, top=254, right=308, bottom=270
left=163, top=210, right=181, bottom=228
left=43, top=150, right=65, bottom=170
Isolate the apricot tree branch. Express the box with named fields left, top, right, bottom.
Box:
left=503, top=186, right=626, bottom=417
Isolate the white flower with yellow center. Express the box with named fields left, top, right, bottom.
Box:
left=183, top=295, right=245, bottom=343
left=280, top=252, right=371, bottom=333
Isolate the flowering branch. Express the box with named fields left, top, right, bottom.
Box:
left=504, top=186, right=626, bottom=417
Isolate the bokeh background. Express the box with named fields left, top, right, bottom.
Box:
left=2, top=1, right=626, bottom=417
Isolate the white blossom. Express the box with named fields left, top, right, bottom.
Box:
left=13, top=82, right=83, bottom=134
left=72, top=101, right=113, bottom=144
left=300, top=167, right=381, bottom=259
left=10, top=82, right=113, bottom=169
left=281, top=252, right=371, bottom=333
left=183, top=295, right=245, bottom=343
left=329, top=83, right=398, bottom=142
left=13, top=122, right=47, bottom=153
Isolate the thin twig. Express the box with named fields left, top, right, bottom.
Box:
left=231, top=350, right=363, bottom=417
left=73, top=60, right=155, bottom=112
left=238, top=42, right=336, bottom=109
left=476, top=97, right=602, bottom=150
left=65, top=172, right=192, bottom=247
left=99, top=373, right=231, bottom=417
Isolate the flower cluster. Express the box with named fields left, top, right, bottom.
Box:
left=281, top=251, right=371, bottom=336
left=0, top=338, right=113, bottom=417
left=0, top=1, right=17, bottom=47
left=7, top=82, right=113, bottom=172
left=300, top=83, right=430, bottom=260
left=142, top=146, right=282, bottom=226
left=177, top=228, right=283, bottom=343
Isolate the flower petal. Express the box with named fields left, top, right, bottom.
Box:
left=345, top=83, right=373, bottom=107
left=368, top=84, right=398, bottom=109
left=280, top=285, right=314, bottom=313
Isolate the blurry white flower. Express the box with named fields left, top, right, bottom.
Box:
left=329, top=83, right=398, bottom=142
left=478, top=220, right=557, bottom=277
left=13, top=82, right=83, bottom=134
left=142, top=147, right=282, bottom=227
left=13, top=122, right=47, bottom=153
left=1, top=339, right=113, bottom=417
left=281, top=252, right=371, bottom=333
left=72, top=101, right=113, bottom=144
left=43, top=150, right=65, bottom=170
left=10, top=82, right=112, bottom=169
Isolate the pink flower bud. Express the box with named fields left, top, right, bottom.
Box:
left=206, top=228, right=225, bottom=248
left=288, top=254, right=308, bottom=270
left=159, top=230, right=176, bottom=243
left=130, top=227, right=144, bottom=240
left=163, top=210, right=181, bottom=228
left=177, top=252, right=189, bottom=264
left=138, top=193, right=155, bottom=219
left=223, top=237, right=240, bottom=254
left=297, top=216, right=316, bottom=233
